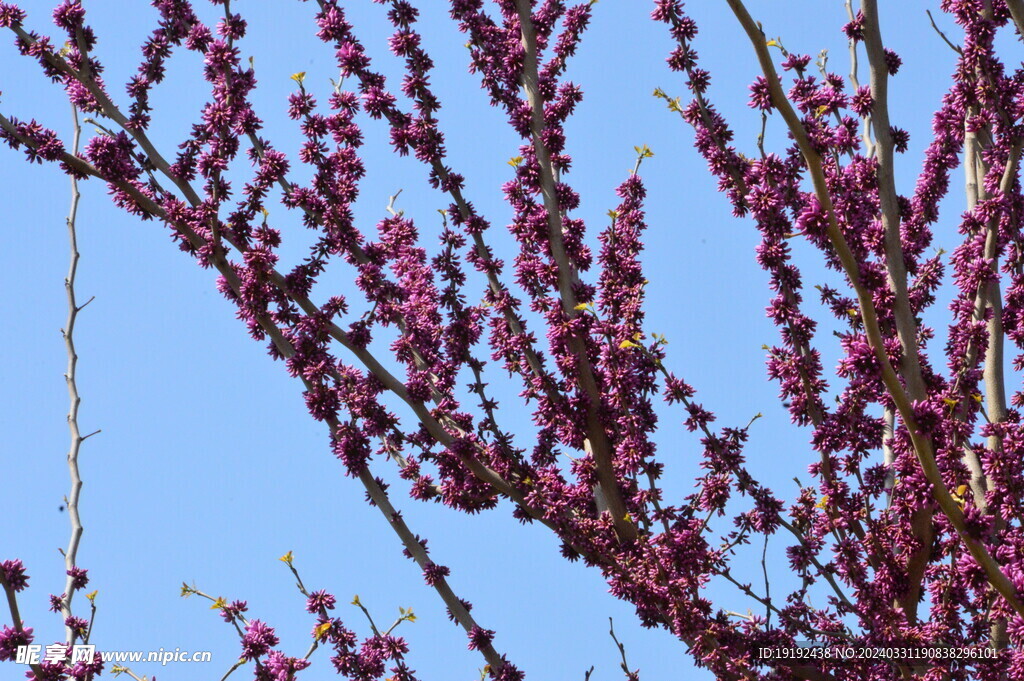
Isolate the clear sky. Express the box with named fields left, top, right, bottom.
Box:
left=0, top=1, right=968, bottom=679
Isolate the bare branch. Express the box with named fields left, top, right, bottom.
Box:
left=59, top=102, right=91, bottom=646
left=926, top=10, right=963, bottom=55
left=608, top=618, right=638, bottom=681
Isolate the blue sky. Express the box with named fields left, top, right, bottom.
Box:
left=0, top=1, right=969, bottom=679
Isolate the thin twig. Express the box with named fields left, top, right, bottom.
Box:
left=111, top=666, right=147, bottom=681
left=608, top=618, right=638, bottom=680
left=926, top=10, right=963, bottom=55
left=357, top=465, right=509, bottom=673
left=219, top=659, right=246, bottom=681
left=385, top=188, right=404, bottom=216
left=844, top=0, right=875, bottom=155
left=0, top=573, right=44, bottom=677
left=761, top=533, right=771, bottom=627
left=60, top=101, right=94, bottom=646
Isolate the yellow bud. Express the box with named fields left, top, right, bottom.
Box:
left=290, top=72, right=306, bottom=85
left=952, top=484, right=968, bottom=509
left=633, top=144, right=654, bottom=158
left=279, top=550, right=294, bottom=565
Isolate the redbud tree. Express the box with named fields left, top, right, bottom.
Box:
left=3, top=1, right=1024, bottom=680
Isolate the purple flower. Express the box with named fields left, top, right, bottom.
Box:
left=422, top=562, right=450, bottom=586
left=0, top=624, right=33, bottom=661
left=220, top=600, right=248, bottom=623
left=240, top=619, right=279, bottom=661
left=0, top=559, right=29, bottom=592
left=48, top=593, right=66, bottom=613
left=466, top=625, right=495, bottom=651
left=883, top=48, right=902, bottom=74
left=51, top=1, right=85, bottom=30
left=66, top=566, right=89, bottom=591
left=305, top=590, right=336, bottom=613
left=747, top=76, right=774, bottom=111
left=64, top=615, right=88, bottom=635
left=0, top=3, right=25, bottom=28
left=262, top=650, right=311, bottom=680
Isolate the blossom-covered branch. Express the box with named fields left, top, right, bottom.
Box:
left=7, top=1, right=1024, bottom=679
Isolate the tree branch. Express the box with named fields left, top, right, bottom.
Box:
left=59, top=102, right=91, bottom=646
left=513, top=0, right=636, bottom=542
left=725, top=0, right=1024, bottom=620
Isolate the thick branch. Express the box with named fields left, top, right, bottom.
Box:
left=860, top=0, right=928, bottom=402
left=1005, top=0, right=1024, bottom=39
left=513, top=0, right=636, bottom=542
